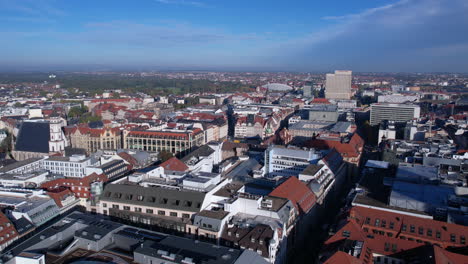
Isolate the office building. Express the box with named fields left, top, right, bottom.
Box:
left=41, top=154, right=99, bottom=178
left=370, top=103, right=421, bottom=125
left=264, top=146, right=321, bottom=177
left=325, top=70, right=352, bottom=100
left=303, top=85, right=313, bottom=97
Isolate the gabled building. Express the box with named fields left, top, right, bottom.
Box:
left=320, top=205, right=468, bottom=264
left=98, top=183, right=206, bottom=234
left=66, top=125, right=122, bottom=154
left=41, top=172, right=108, bottom=207
left=12, top=118, right=68, bottom=161
left=0, top=211, right=19, bottom=251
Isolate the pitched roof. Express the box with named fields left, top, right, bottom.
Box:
left=269, top=176, right=316, bottom=214
left=350, top=206, right=468, bottom=246
left=434, top=246, right=468, bottom=264
left=41, top=173, right=108, bottom=189
left=324, top=251, right=363, bottom=264
left=101, top=184, right=205, bottom=213
left=15, top=121, right=50, bottom=153
left=311, top=98, right=331, bottom=104
left=181, top=145, right=215, bottom=163
left=117, top=152, right=139, bottom=167
left=47, top=187, right=74, bottom=207
left=306, top=133, right=364, bottom=158
left=159, top=157, right=189, bottom=172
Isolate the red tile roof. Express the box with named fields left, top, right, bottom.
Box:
left=311, top=98, right=331, bottom=104
left=324, top=251, right=363, bottom=264
left=159, top=157, right=189, bottom=172
left=47, top=187, right=74, bottom=207
left=0, top=211, right=18, bottom=246
left=306, top=133, right=364, bottom=158
left=42, top=173, right=108, bottom=190
left=117, top=152, right=139, bottom=168
left=269, top=176, right=316, bottom=214
left=434, top=246, right=468, bottom=264
left=324, top=205, right=468, bottom=263
left=350, top=206, right=468, bottom=248
left=91, top=98, right=142, bottom=103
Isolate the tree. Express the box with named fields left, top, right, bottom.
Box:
left=0, top=131, right=12, bottom=153
left=68, top=105, right=88, bottom=118
left=158, top=150, right=173, bottom=163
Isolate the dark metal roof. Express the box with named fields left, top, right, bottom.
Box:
left=181, top=145, right=215, bottom=163
left=101, top=184, right=206, bottom=213
left=15, top=121, right=50, bottom=153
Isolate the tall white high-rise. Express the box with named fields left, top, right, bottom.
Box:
left=325, top=70, right=352, bottom=99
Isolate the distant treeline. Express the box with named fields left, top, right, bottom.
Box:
left=0, top=73, right=256, bottom=96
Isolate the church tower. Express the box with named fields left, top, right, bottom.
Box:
left=49, top=116, right=66, bottom=153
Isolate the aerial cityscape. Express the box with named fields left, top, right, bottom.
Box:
left=0, top=0, right=468, bottom=264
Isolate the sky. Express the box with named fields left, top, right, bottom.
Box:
left=1, top=0, right=468, bottom=72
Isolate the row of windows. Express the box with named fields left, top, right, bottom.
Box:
left=363, top=226, right=466, bottom=245
left=44, top=162, right=83, bottom=167
left=105, top=203, right=191, bottom=219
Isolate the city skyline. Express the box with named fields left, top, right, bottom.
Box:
left=2, top=0, right=468, bottom=72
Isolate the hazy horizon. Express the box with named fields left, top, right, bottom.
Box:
left=2, top=0, right=468, bottom=72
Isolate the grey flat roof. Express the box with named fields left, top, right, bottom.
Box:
left=0, top=158, right=42, bottom=173
left=270, top=146, right=314, bottom=160
left=135, top=235, right=244, bottom=264
left=197, top=209, right=229, bottom=220
left=365, top=160, right=390, bottom=169
left=301, top=164, right=324, bottom=176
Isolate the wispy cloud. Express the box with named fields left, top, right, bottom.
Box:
left=321, top=0, right=409, bottom=21
left=154, top=0, right=207, bottom=7
left=0, top=0, right=66, bottom=23
left=273, top=0, right=468, bottom=71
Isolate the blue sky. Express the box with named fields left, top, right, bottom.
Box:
left=1, top=0, right=468, bottom=72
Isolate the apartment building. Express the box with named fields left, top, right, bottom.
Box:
left=98, top=184, right=206, bottom=234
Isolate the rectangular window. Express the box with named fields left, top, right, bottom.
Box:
left=375, top=219, right=380, bottom=227
left=381, top=220, right=386, bottom=228
left=146, top=209, right=154, bottom=214
left=182, top=213, right=190, bottom=218
left=158, top=210, right=165, bottom=216
left=436, top=231, right=441, bottom=239
left=427, top=229, right=432, bottom=237
left=170, top=212, right=177, bottom=217
left=112, top=205, right=119, bottom=209
left=123, top=206, right=130, bottom=211
left=461, top=236, right=466, bottom=244
left=389, top=222, right=394, bottom=229
left=451, top=234, right=456, bottom=243
left=135, top=207, right=142, bottom=212
left=410, top=225, right=415, bottom=233
left=418, top=227, right=424, bottom=235
left=402, top=224, right=407, bottom=231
